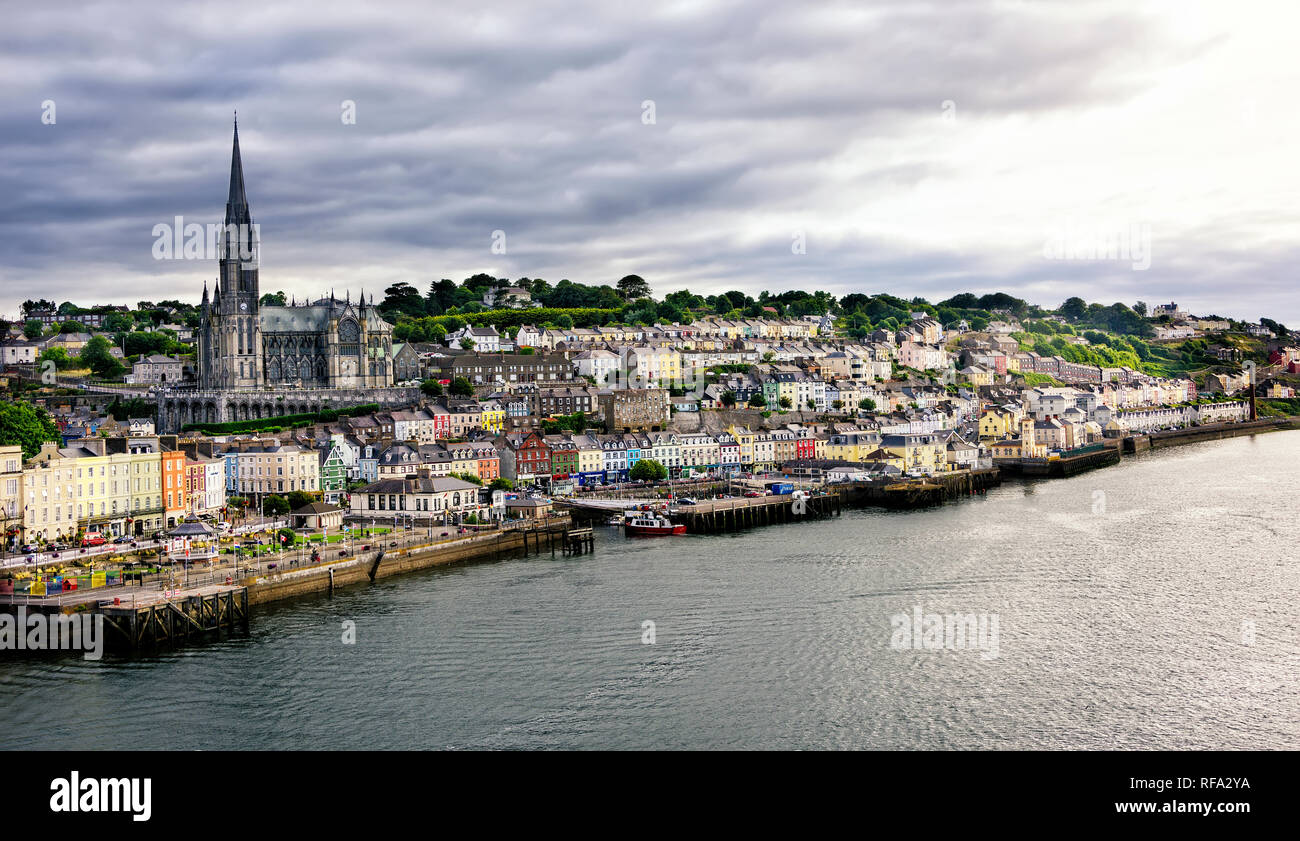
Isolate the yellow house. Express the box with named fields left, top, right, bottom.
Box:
left=445, top=445, right=479, bottom=477
left=479, top=400, right=505, bottom=435
left=575, top=435, right=604, bottom=476
left=960, top=365, right=994, bottom=387
left=859, top=447, right=906, bottom=472
left=824, top=430, right=880, bottom=463
left=979, top=407, right=1019, bottom=440
left=728, top=425, right=755, bottom=466
left=880, top=433, right=948, bottom=473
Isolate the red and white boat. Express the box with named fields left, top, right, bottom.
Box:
left=623, top=513, right=686, bottom=536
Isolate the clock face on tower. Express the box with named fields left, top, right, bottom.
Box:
left=240, top=301, right=248, bottom=312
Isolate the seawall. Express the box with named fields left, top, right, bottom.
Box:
left=243, top=522, right=569, bottom=606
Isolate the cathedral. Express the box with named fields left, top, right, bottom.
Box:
left=158, top=120, right=417, bottom=433
left=197, top=119, right=395, bottom=390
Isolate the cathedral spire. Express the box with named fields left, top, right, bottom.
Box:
left=225, top=114, right=251, bottom=227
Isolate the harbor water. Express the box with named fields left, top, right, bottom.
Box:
left=1, top=431, right=1296, bottom=750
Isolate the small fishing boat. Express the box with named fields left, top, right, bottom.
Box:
left=607, top=514, right=625, bottom=526
left=624, top=513, right=686, bottom=536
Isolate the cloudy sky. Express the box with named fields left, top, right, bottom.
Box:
left=2, top=0, right=1297, bottom=323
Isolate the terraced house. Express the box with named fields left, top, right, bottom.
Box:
left=20, top=444, right=81, bottom=543
left=223, top=440, right=320, bottom=496
left=319, top=441, right=349, bottom=503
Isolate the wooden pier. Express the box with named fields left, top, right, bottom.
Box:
left=98, top=585, right=250, bottom=651
left=667, top=491, right=842, bottom=534
left=563, top=527, right=595, bottom=554
left=515, top=524, right=594, bottom=556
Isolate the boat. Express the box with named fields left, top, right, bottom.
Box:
left=606, top=514, right=625, bottom=526
left=623, top=513, right=686, bottom=536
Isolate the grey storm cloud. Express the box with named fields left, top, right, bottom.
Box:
left=0, top=0, right=1292, bottom=323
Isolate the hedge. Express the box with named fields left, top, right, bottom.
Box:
left=181, top=403, right=381, bottom=435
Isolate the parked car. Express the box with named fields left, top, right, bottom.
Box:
left=743, top=491, right=761, bottom=497
left=81, top=534, right=106, bottom=547
left=113, top=535, right=133, bottom=544
left=677, top=497, right=697, bottom=505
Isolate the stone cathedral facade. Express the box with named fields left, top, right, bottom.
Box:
left=157, top=121, right=417, bottom=432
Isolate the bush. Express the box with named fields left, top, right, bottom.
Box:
left=180, top=403, right=380, bottom=435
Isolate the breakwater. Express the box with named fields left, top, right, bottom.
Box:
left=844, top=467, right=1003, bottom=508
left=1123, top=417, right=1300, bottom=453
left=995, top=445, right=1122, bottom=478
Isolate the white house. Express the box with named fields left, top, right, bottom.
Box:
left=447, top=326, right=501, bottom=353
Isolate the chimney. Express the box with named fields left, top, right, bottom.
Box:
left=76, top=437, right=107, bottom=456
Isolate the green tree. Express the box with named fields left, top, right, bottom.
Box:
left=38, top=347, right=74, bottom=370
left=260, top=291, right=287, bottom=307
left=80, top=335, right=124, bottom=379
left=262, top=495, right=291, bottom=516
left=488, top=477, right=514, bottom=492
left=616, top=274, right=652, bottom=300
left=721, top=390, right=737, bottom=407
left=420, top=379, right=443, bottom=397
left=747, top=393, right=766, bottom=407
left=103, top=312, right=134, bottom=333
left=23, top=319, right=42, bottom=340
left=286, top=490, right=315, bottom=510
left=379, top=282, right=426, bottom=317
left=1060, top=297, right=1088, bottom=321
left=450, top=377, right=474, bottom=397
left=858, top=398, right=876, bottom=411
left=0, top=401, right=60, bottom=459
left=629, top=458, right=668, bottom=481
left=779, top=396, right=792, bottom=409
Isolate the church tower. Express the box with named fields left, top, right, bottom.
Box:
left=212, top=117, right=263, bottom=388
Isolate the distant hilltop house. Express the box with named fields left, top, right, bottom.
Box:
left=27, top=308, right=109, bottom=328
left=482, top=286, right=535, bottom=309
left=1153, top=324, right=1197, bottom=340
left=1153, top=301, right=1187, bottom=320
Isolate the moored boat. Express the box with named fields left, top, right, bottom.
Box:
left=623, top=513, right=686, bottom=536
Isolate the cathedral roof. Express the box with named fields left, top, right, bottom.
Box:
left=260, top=305, right=333, bottom=332
left=259, top=299, right=391, bottom=333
